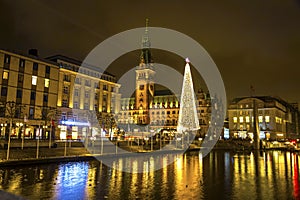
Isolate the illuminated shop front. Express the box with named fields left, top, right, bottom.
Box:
left=58, top=120, right=101, bottom=140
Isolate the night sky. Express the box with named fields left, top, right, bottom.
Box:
left=1, top=0, right=300, bottom=106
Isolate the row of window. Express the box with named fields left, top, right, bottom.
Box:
left=64, top=76, right=114, bottom=91
left=32, top=76, right=50, bottom=87
left=2, top=71, right=50, bottom=88
left=121, top=110, right=180, bottom=116
left=233, top=116, right=271, bottom=123
left=73, top=89, right=108, bottom=100
left=76, top=67, right=115, bottom=82
left=4, top=54, right=51, bottom=74
left=232, top=110, right=270, bottom=115
left=1, top=87, right=49, bottom=103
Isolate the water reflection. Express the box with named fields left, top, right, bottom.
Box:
left=0, top=151, right=299, bottom=200
left=54, top=162, right=89, bottom=200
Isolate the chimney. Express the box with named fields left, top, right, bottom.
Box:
left=28, top=49, right=38, bottom=57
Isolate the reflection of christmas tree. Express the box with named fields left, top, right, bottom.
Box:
left=177, top=58, right=200, bottom=133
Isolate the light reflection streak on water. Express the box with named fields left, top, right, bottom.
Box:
left=293, top=154, right=299, bottom=199
left=174, top=155, right=183, bottom=198
left=162, top=155, right=168, bottom=195
left=54, top=162, right=89, bottom=200
left=129, top=160, right=138, bottom=198
left=85, top=165, right=97, bottom=199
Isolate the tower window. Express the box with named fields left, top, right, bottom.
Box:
left=139, top=85, right=144, bottom=90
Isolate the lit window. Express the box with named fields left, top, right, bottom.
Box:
left=2, top=70, right=9, bottom=79
left=258, top=116, right=263, bottom=123
left=239, top=117, right=243, bottom=123
left=276, top=117, right=282, bottom=124
left=265, top=116, right=270, bottom=123
left=32, top=76, right=37, bottom=85
left=246, top=116, right=250, bottom=123
left=44, top=79, right=50, bottom=88
left=2, top=70, right=8, bottom=79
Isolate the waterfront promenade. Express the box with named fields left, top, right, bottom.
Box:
left=0, top=139, right=299, bottom=167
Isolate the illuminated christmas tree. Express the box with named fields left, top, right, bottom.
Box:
left=177, top=58, right=200, bottom=135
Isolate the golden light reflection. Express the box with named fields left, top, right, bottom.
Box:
left=148, top=157, right=155, bottom=193
left=107, top=160, right=123, bottom=199
left=129, top=160, right=139, bottom=197
left=86, top=166, right=97, bottom=199
left=199, top=152, right=203, bottom=173
left=162, top=156, right=168, bottom=185
left=174, top=155, right=184, bottom=199
left=7, top=173, right=21, bottom=194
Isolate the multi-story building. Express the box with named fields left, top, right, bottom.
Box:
left=0, top=49, right=59, bottom=139
left=228, top=96, right=300, bottom=140
left=117, top=25, right=211, bottom=135
left=47, top=55, right=121, bottom=140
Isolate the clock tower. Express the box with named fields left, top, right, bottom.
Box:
left=135, top=19, right=155, bottom=125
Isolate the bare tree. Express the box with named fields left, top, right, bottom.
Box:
left=0, top=101, right=25, bottom=160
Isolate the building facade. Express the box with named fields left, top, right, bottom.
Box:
left=47, top=55, right=121, bottom=140
left=0, top=49, right=59, bottom=139
left=228, top=96, right=300, bottom=140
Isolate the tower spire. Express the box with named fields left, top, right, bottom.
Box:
left=142, top=18, right=150, bottom=49
left=145, top=18, right=149, bottom=34
left=140, top=18, right=152, bottom=64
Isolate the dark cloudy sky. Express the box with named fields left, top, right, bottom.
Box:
left=1, top=0, right=300, bottom=105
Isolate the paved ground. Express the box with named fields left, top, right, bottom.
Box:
left=0, top=147, right=90, bottom=161
left=0, top=190, right=25, bottom=200
left=0, top=140, right=159, bottom=162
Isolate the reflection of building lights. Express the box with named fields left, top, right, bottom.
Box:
left=56, top=162, right=89, bottom=200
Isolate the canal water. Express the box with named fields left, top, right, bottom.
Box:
left=0, top=150, right=299, bottom=200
